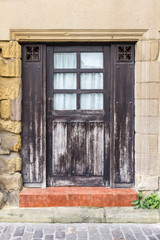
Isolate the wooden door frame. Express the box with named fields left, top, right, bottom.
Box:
left=18, top=29, right=147, bottom=188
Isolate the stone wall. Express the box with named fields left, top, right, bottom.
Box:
left=135, top=40, right=160, bottom=193
left=0, top=41, right=22, bottom=207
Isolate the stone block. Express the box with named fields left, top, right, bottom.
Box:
left=0, top=147, right=10, bottom=155
left=0, top=58, right=21, bottom=77
left=0, top=78, right=21, bottom=100
left=0, top=172, right=22, bottom=191
left=11, top=88, right=21, bottom=121
left=105, top=207, right=159, bottom=223
left=135, top=62, right=160, bottom=83
left=135, top=153, right=160, bottom=175
left=0, top=100, right=11, bottom=120
left=53, top=207, right=104, bottom=223
left=0, top=153, right=22, bottom=174
left=0, top=119, right=21, bottom=134
left=135, top=134, right=158, bottom=153
left=135, top=83, right=160, bottom=99
left=0, top=131, right=21, bottom=152
left=135, top=99, right=159, bottom=116
left=0, top=191, right=3, bottom=209
left=135, top=116, right=160, bottom=134
left=159, top=136, right=160, bottom=153
left=135, top=174, right=159, bottom=190
left=136, top=40, right=159, bottom=61
left=7, top=191, right=19, bottom=207
left=0, top=41, right=21, bottom=59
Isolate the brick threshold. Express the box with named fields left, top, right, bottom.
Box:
left=19, top=187, right=138, bottom=208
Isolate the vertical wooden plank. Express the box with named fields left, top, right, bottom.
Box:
left=104, top=45, right=111, bottom=186
left=88, top=122, right=104, bottom=176
left=52, top=121, right=68, bottom=175
left=112, top=44, right=135, bottom=187
left=70, top=122, right=86, bottom=176
left=22, top=44, right=45, bottom=184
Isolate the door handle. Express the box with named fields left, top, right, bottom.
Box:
left=48, top=98, right=52, bottom=114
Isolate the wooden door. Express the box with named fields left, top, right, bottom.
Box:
left=21, top=43, right=135, bottom=188
left=46, top=45, right=111, bottom=186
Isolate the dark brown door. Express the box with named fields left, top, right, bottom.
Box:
left=46, top=45, right=111, bottom=186
left=21, top=43, right=135, bottom=188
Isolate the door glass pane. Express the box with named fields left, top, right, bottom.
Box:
left=80, top=52, right=103, bottom=69
left=80, top=73, right=103, bottom=89
left=54, top=73, right=77, bottom=89
left=80, top=93, right=103, bottom=110
left=54, top=53, right=77, bottom=69
left=54, top=94, right=76, bottom=110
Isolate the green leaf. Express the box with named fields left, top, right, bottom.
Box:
left=132, top=200, right=139, bottom=205
left=140, top=199, right=145, bottom=209
left=134, top=205, right=140, bottom=209
left=144, top=201, right=150, bottom=209
left=138, top=192, right=143, bottom=199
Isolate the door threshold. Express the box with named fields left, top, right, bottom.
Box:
left=19, top=187, right=138, bottom=208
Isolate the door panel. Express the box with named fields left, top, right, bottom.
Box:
left=112, top=44, right=135, bottom=187
left=21, top=44, right=46, bottom=185
left=46, top=45, right=110, bottom=186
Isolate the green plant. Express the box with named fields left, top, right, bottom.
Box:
left=132, top=192, right=160, bottom=209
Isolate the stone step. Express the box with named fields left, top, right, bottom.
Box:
left=19, top=187, right=138, bottom=208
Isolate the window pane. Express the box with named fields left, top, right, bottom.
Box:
left=54, top=73, right=77, bottom=89
left=80, top=93, right=103, bottom=110
left=80, top=73, right=103, bottom=89
left=54, top=53, right=77, bottom=69
left=80, top=52, right=103, bottom=69
left=54, top=94, right=76, bottom=110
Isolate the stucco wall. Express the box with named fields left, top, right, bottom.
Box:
left=0, top=0, right=160, bottom=207
left=0, top=0, right=160, bottom=40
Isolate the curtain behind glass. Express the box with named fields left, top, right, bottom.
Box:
left=80, top=73, right=103, bottom=89
left=54, top=73, right=77, bottom=89
left=54, top=53, right=77, bottom=69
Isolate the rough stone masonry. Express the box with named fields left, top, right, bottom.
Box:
left=0, top=41, right=22, bottom=208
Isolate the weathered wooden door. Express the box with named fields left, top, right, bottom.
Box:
left=46, top=45, right=110, bottom=186
left=21, top=43, right=135, bottom=188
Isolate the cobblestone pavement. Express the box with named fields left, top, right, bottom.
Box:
left=0, top=223, right=160, bottom=240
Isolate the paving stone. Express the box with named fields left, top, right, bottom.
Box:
left=131, top=226, right=143, bottom=234
left=111, top=227, right=124, bottom=239
left=0, top=234, right=11, bottom=240
left=99, top=226, right=110, bottom=233
left=26, top=226, right=34, bottom=232
left=147, top=236, right=158, bottom=240
left=55, top=231, right=65, bottom=239
left=134, top=233, right=147, bottom=240
left=21, top=232, right=33, bottom=240
left=3, top=225, right=15, bottom=234
left=44, top=227, right=55, bottom=234
left=33, top=230, right=43, bottom=238
left=122, top=227, right=136, bottom=240
left=13, top=226, right=25, bottom=237
left=77, top=230, right=87, bottom=238
left=45, top=235, right=54, bottom=240
left=152, top=227, right=160, bottom=235
left=101, top=233, right=112, bottom=240
left=66, top=233, right=76, bottom=240
left=141, top=227, right=153, bottom=235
